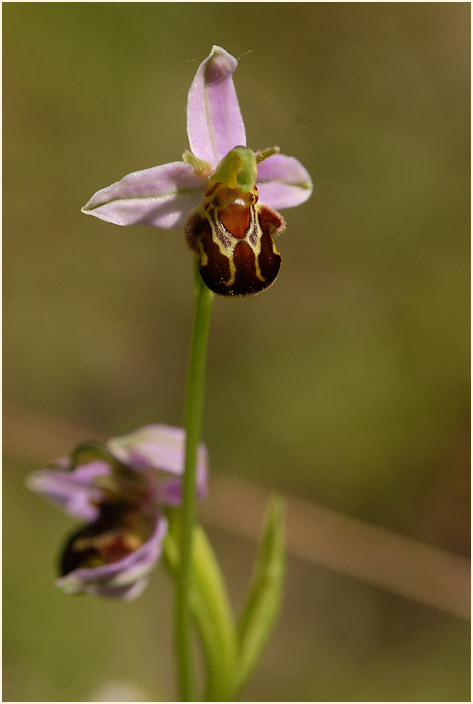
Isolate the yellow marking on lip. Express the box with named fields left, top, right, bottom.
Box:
left=199, top=181, right=271, bottom=291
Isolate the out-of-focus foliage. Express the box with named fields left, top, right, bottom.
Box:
left=4, top=3, right=469, bottom=701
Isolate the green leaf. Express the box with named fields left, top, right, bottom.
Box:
left=163, top=523, right=237, bottom=701
left=235, top=494, right=286, bottom=695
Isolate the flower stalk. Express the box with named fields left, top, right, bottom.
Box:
left=175, top=259, right=214, bottom=700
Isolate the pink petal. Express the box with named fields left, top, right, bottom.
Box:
left=256, top=153, right=313, bottom=209
left=107, top=424, right=208, bottom=505
left=153, top=457, right=208, bottom=506
left=187, top=46, right=246, bottom=168
left=86, top=578, right=149, bottom=601
left=81, top=162, right=205, bottom=229
left=26, top=461, right=111, bottom=521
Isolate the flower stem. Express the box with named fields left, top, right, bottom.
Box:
left=175, top=260, right=214, bottom=701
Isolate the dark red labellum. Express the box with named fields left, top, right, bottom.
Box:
left=185, top=184, right=285, bottom=297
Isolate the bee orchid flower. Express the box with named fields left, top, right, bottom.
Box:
left=27, top=425, right=208, bottom=600
left=82, top=45, right=312, bottom=296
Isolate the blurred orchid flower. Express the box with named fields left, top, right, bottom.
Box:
left=82, top=45, right=312, bottom=296
left=27, top=425, right=208, bottom=600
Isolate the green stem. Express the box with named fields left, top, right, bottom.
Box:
left=164, top=525, right=237, bottom=701
left=175, top=260, right=214, bottom=701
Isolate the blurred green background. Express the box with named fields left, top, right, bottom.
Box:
left=4, top=3, right=470, bottom=701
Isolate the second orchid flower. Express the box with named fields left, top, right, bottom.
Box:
left=27, top=425, right=208, bottom=600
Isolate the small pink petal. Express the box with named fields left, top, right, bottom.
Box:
left=187, top=46, right=246, bottom=167
left=257, top=153, right=313, bottom=209
left=82, top=162, right=205, bottom=229
left=107, top=424, right=208, bottom=505
left=26, top=461, right=111, bottom=521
